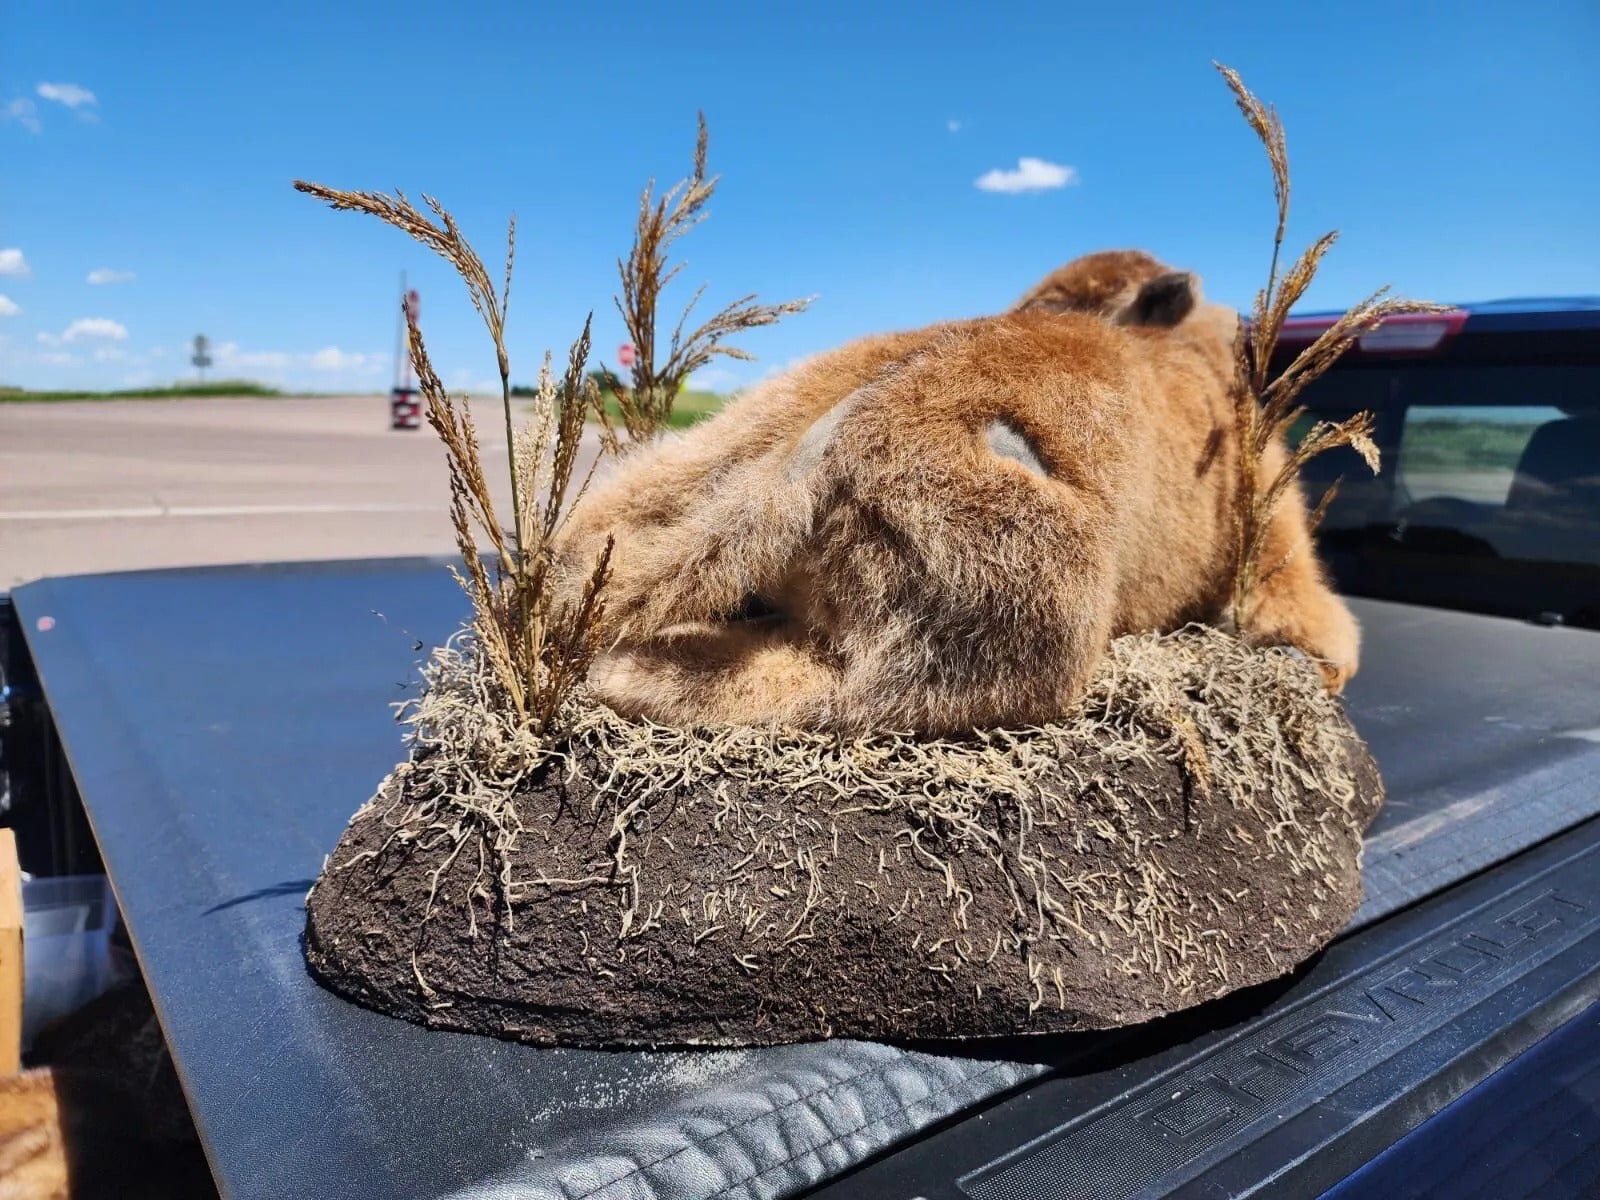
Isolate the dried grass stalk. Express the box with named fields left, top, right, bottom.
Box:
left=292, top=180, right=612, bottom=733
left=596, top=113, right=811, bottom=448
left=1215, top=63, right=1451, bottom=628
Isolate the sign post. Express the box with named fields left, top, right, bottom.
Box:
left=191, top=335, right=213, bottom=386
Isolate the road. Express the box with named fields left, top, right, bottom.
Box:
left=0, top=396, right=608, bottom=588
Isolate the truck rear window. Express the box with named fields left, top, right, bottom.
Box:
left=1297, top=365, right=1600, bottom=628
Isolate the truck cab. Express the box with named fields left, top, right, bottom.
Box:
left=1286, top=297, right=1600, bottom=629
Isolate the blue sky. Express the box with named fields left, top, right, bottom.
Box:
left=1, top=0, right=1595, bottom=393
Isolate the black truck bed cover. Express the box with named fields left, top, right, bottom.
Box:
left=12, top=558, right=1600, bottom=1199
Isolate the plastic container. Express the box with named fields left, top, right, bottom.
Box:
left=22, top=874, right=118, bottom=1048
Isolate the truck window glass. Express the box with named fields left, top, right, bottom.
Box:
left=1296, top=364, right=1600, bottom=626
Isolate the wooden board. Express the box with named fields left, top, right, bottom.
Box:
left=0, top=828, right=22, bottom=1075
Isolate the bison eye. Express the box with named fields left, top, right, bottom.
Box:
left=728, top=593, right=781, bottom=623
left=985, top=418, right=1047, bottom=478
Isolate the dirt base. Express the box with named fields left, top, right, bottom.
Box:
left=306, top=642, right=1383, bottom=1047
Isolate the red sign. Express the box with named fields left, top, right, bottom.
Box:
left=617, top=342, right=636, bottom=369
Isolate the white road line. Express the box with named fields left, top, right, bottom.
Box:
left=0, top=502, right=439, bottom=521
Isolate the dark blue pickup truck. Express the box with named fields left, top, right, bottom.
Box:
left=1292, top=296, right=1600, bottom=631
left=0, top=298, right=1596, bottom=1199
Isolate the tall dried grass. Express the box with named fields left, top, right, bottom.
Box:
left=291, top=181, right=612, bottom=734
left=596, top=114, right=810, bottom=448
left=1216, top=63, right=1450, bottom=630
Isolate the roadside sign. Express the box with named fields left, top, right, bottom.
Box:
left=192, top=334, right=213, bottom=383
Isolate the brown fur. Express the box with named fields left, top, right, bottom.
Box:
left=0, top=1069, right=71, bottom=1200
left=1014, top=248, right=1196, bottom=327
left=0, top=1066, right=213, bottom=1200
left=555, top=252, right=1357, bottom=732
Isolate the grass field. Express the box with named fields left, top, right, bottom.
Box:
left=0, top=381, right=733, bottom=426
left=1291, top=411, right=1547, bottom=476
left=1401, top=417, right=1542, bottom=472
left=589, top=388, right=727, bottom=430
left=0, top=380, right=283, bottom=402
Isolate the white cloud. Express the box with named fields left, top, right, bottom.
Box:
left=309, top=346, right=371, bottom=371
left=214, top=341, right=291, bottom=370
left=36, top=82, right=96, bottom=110
left=92, top=346, right=125, bottom=361
left=218, top=342, right=384, bottom=375
left=36, top=351, right=73, bottom=365
left=39, top=317, right=129, bottom=346
left=974, top=157, right=1078, bottom=194
left=64, top=317, right=128, bottom=343
left=947, top=119, right=963, bottom=134
left=0, top=295, right=18, bottom=317
left=687, top=364, right=739, bottom=392
left=0, top=248, right=29, bottom=276
left=2, top=98, right=39, bottom=134
left=447, top=366, right=505, bottom=394
left=759, top=354, right=818, bottom=382
left=87, top=268, right=135, bottom=285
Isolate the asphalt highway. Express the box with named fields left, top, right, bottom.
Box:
left=0, top=395, right=607, bottom=587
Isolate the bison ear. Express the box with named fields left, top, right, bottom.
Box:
left=1119, top=271, right=1197, bottom=327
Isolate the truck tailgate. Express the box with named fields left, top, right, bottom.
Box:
left=11, top=559, right=1600, bottom=1200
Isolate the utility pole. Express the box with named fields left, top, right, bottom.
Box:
left=392, top=271, right=407, bottom=392
left=390, top=277, right=422, bottom=429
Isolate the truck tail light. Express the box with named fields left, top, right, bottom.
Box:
left=1274, top=309, right=1467, bottom=354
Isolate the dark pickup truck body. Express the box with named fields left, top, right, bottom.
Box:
left=0, top=298, right=1596, bottom=1199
